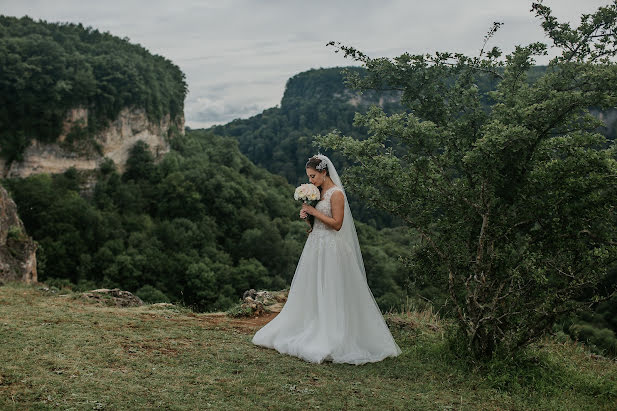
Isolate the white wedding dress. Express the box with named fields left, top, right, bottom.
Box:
left=251, top=155, right=402, bottom=365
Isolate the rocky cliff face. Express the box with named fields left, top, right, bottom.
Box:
left=0, top=185, right=37, bottom=283
left=0, top=107, right=184, bottom=178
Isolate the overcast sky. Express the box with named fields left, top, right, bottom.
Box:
left=1, top=0, right=612, bottom=128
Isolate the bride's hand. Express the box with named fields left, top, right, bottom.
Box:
left=301, top=203, right=316, bottom=216
left=299, top=209, right=308, bottom=219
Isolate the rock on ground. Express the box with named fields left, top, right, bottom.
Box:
left=80, top=288, right=144, bottom=307
left=238, top=288, right=289, bottom=316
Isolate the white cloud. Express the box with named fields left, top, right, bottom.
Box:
left=186, top=95, right=262, bottom=128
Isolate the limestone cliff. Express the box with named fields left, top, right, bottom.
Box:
left=0, top=107, right=184, bottom=178
left=0, top=185, right=37, bottom=283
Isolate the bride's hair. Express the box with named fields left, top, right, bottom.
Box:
left=306, top=156, right=329, bottom=175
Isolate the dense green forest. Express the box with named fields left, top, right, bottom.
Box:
left=0, top=15, right=187, bottom=162
left=0, top=16, right=407, bottom=313
left=2, top=130, right=412, bottom=312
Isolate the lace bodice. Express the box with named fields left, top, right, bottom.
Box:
left=312, top=185, right=344, bottom=234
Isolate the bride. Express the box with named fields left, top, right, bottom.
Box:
left=251, top=154, right=402, bottom=365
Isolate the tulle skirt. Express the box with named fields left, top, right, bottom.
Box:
left=251, top=229, right=402, bottom=365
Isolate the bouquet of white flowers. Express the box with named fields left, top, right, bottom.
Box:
left=294, top=183, right=320, bottom=203
left=294, top=183, right=320, bottom=221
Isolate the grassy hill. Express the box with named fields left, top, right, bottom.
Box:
left=1, top=281, right=615, bottom=409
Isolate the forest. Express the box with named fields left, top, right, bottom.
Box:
left=0, top=15, right=187, bottom=163
left=3, top=130, right=412, bottom=312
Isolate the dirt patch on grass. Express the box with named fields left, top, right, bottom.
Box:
left=4, top=284, right=285, bottom=336
left=227, top=311, right=281, bottom=334
left=111, top=302, right=285, bottom=335
left=196, top=303, right=283, bottom=334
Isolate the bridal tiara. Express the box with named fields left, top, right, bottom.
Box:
left=314, top=154, right=328, bottom=171
left=309, top=154, right=328, bottom=171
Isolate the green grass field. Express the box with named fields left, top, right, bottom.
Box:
left=1, top=281, right=615, bottom=410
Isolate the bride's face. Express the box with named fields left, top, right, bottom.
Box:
left=306, top=167, right=327, bottom=187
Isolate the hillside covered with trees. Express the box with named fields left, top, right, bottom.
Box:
left=2, top=130, right=412, bottom=312
left=210, top=67, right=407, bottom=227
left=0, top=15, right=187, bottom=163
left=210, top=67, right=404, bottom=186
left=0, top=16, right=411, bottom=314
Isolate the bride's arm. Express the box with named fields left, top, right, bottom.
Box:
left=301, top=191, right=345, bottom=231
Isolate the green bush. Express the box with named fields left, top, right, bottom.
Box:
left=6, top=226, right=23, bottom=240
left=135, top=285, right=170, bottom=304
left=317, top=3, right=617, bottom=358
left=570, top=323, right=617, bottom=356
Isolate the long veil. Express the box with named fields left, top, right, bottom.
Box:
left=316, top=154, right=382, bottom=310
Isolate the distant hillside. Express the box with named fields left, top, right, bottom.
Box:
left=210, top=67, right=405, bottom=228
left=0, top=15, right=187, bottom=174
left=210, top=66, right=617, bottom=181
left=211, top=67, right=401, bottom=186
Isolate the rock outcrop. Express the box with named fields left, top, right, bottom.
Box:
left=0, top=185, right=37, bottom=283
left=0, top=106, right=184, bottom=178
left=80, top=288, right=144, bottom=307
left=231, top=288, right=288, bottom=317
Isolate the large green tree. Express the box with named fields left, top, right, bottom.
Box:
left=317, top=2, right=617, bottom=358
